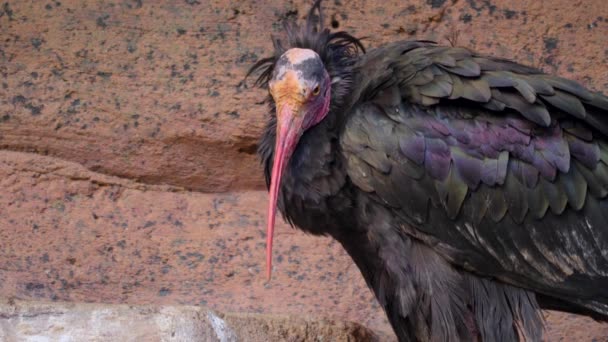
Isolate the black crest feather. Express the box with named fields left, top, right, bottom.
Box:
left=246, top=0, right=365, bottom=89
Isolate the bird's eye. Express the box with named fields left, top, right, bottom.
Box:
left=312, top=85, right=321, bottom=96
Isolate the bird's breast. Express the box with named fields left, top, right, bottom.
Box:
left=276, top=124, right=353, bottom=236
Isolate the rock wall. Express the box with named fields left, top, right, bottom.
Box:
left=1, top=0, right=607, bottom=340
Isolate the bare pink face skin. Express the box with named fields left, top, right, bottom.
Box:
left=265, top=48, right=331, bottom=280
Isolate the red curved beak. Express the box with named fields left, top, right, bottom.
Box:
left=266, top=102, right=305, bottom=281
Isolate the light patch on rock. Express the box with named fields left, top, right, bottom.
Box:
left=207, top=311, right=236, bottom=342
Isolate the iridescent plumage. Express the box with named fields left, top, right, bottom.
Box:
left=249, top=1, right=608, bottom=341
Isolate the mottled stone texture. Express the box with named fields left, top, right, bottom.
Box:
left=0, top=0, right=607, bottom=340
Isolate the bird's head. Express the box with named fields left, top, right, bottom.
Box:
left=247, top=0, right=364, bottom=280
left=270, top=48, right=332, bottom=138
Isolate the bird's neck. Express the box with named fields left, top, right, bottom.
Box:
left=261, top=109, right=343, bottom=186
left=258, top=109, right=349, bottom=234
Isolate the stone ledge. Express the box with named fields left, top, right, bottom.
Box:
left=0, top=299, right=380, bottom=342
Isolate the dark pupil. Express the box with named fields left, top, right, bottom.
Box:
left=313, top=86, right=320, bottom=95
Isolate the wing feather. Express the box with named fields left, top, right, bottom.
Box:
left=342, top=41, right=608, bottom=316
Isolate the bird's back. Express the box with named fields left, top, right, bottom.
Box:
left=338, top=40, right=608, bottom=340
